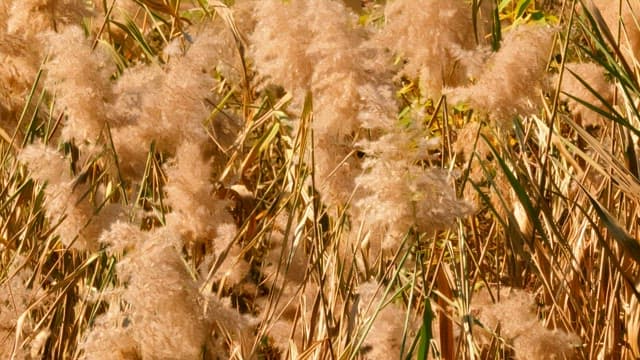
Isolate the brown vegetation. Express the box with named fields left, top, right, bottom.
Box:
left=1, top=0, right=639, bottom=359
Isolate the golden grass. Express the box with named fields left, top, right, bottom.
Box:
left=1, top=0, right=640, bottom=359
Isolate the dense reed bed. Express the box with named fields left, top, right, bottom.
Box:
left=1, top=0, right=639, bottom=359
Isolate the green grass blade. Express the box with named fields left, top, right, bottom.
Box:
left=417, top=298, right=434, bottom=360
left=583, top=185, right=640, bottom=265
